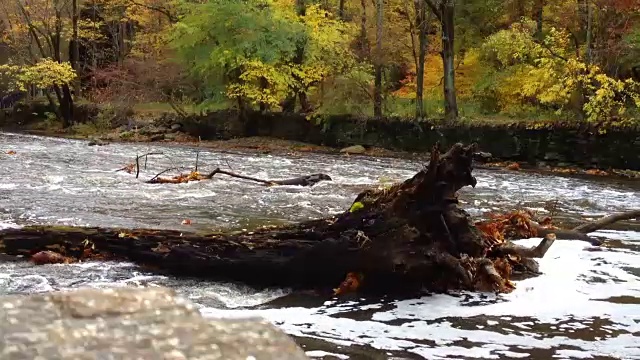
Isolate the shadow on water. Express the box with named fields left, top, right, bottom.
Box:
left=1, top=132, right=639, bottom=359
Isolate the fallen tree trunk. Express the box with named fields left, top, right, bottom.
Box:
left=0, top=143, right=635, bottom=295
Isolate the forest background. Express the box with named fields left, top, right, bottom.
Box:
left=1, top=0, right=639, bottom=130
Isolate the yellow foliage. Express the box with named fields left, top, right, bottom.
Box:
left=393, top=50, right=482, bottom=101
left=0, top=59, right=77, bottom=91
left=480, top=21, right=640, bottom=122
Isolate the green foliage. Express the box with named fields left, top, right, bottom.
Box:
left=170, top=0, right=359, bottom=110
left=313, top=64, right=374, bottom=116
left=349, top=202, right=364, bottom=213
left=170, top=0, right=303, bottom=106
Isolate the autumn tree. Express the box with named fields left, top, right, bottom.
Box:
left=479, top=20, right=640, bottom=122
left=170, top=0, right=359, bottom=115
left=0, top=0, right=78, bottom=125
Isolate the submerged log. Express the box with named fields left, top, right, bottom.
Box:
left=0, top=143, right=634, bottom=295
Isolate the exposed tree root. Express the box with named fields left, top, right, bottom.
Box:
left=0, top=143, right=636, bottom=296
left=572, top=210, right=640, bottom=234
left=491, top=234, right=556, bottom=258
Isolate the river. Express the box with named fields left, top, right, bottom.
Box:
left=1, top=132, right=639, bottom=359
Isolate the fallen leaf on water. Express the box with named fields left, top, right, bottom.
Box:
left=506, top=162, right=520, bottom=171
left=6, top=150, right=16, bottom=155
left=182, top=219, right=192, bottom=225
left=333, top=272, right=363, bottom=296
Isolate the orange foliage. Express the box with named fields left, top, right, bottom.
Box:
left=393, top=51, right=482, bottom=100
left=121, top=163, right=135, bottom=174
left=151, top=171, right=205, bottom=184
left=585, top=169, right=610, bottom=176
left=333, top=272, right=363, bottom=296
left=506, top=162, right=521, bottom=171
left=475, top=210, right=542, bottom=244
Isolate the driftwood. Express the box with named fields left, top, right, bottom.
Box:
left=0, top=143, right=636, bottom=295
left=115, top=152, right=164, bottom=178
left=146, top=167, right=332, bottom=187
left=116, top=150, right=331, bottom=187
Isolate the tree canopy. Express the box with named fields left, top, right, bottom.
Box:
left=0, top=0, right=638, bottom=123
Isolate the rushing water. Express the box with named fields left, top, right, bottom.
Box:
left=1, top=132, right=639, bottom=359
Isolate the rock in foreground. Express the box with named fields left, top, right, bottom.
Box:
left=0, top=286, right=308, bottom=360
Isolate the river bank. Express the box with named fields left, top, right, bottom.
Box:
left=2, top=105, right=640, bottom=178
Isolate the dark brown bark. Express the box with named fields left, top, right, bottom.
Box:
left=282, top=0, right=310, bottom=114
left=534, top=0, right=544, bottom=39
left=424, top=0, right=458, bottom=122
left=441, top=0, right=458, bottom=122
left=358, top=0, right=370, bottom=58
left=373, top=0, right=384, bottom=117
left=259, top=77, right=269, bottom=113
left=72, top=0, right=81, bottom=97
left=414, top=0, right=429, bottom=119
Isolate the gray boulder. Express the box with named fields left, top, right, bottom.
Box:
left=87, top=138, right=108, bottom=146
left=0, top=286, right=309, bottom=360
left=340, top=145, right=366, bottom=154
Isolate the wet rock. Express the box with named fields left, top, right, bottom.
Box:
left=87, top=138, right=108, bottom=146
left=164, top=133, right=177, bottom=141
left=340, top=145, right=366, bottom=154
left=31, top=251, right=68, bottom=265
left=119, top=130, right=135, bottom=140
left=170, top=123, right=182, bottom=132
left=150, top=133, right=165, bottom=142
left=139, top=126, right=167, bottom=136
left=0, top=286, right=309, bottom=360
left=473, top=151, right=493, bottom=163
left=544, top=152, right=562, bottom=161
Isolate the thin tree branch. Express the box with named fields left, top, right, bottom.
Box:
left=127, top=0, right=178, bottom=23
left=423, top=0, right=441, bottom=22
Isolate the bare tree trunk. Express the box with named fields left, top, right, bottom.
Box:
left=358, top=0, right=370, bottom=58
left=585, top=0, right=592, bottom=65
left=414, top=0, right=428, bottom=119
left=373, top=0, right=384, bottom=118
left=441, top=0, right=458, bottom=122
left=338, top=0, right=345, bottom=19
left=71, top=0, right=81, bottom=97
left=534, top=0, right=544, bottom=39
left=281, top=0, right=308, bottom=113
left=258, top=77, right=269, bottom=113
